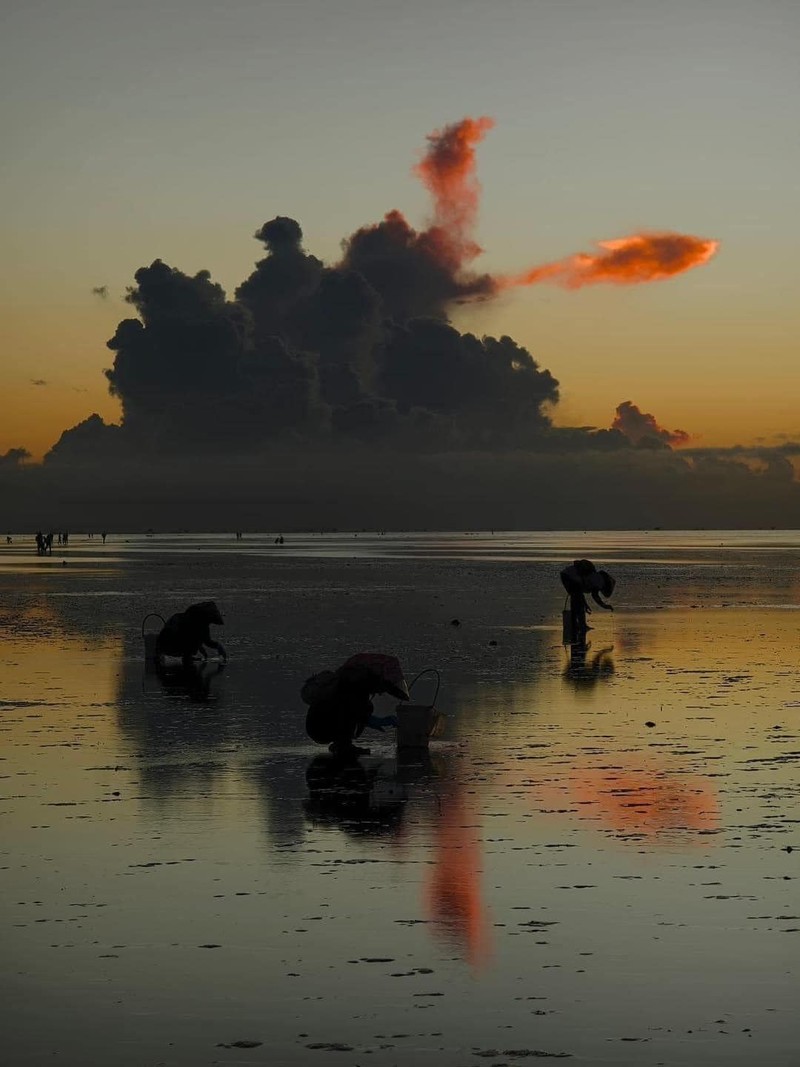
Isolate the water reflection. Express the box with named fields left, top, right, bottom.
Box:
left=569, top=763, right=721, bottom=841
left=151, top=659, right=227, bottom=704
left=425, top=779, right=490, bottom=968
left=562, top=643, right=615, bottom=691
left=303, top=750, right=491, bottom=965
left=304, top=754, right=408, bottom=838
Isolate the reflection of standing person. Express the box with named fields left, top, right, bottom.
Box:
left=560, top=559, right=615, bottom=641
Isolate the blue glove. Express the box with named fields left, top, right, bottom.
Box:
left=367, top=714, right=399, bottom=731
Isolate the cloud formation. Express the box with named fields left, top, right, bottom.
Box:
left=500, top=233, right=719, bottom=291
left=7, top=114, right=795, bottom=529
left=45, top=114, right=724, bottom=465
left=612, top=401, right=692, bottom=448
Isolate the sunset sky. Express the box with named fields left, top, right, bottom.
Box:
left=2, top=0, right=798, bottom=460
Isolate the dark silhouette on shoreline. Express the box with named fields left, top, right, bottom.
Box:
left=153, top=601, right=227, bottom=666
left=560, top=558, right=615, bottom=643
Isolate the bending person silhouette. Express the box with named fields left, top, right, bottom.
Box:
left=560, top=559, right=615, bottom=643
left=154, top=600, right=227, bottom=666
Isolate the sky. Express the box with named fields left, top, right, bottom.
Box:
left=1, top=0, right=798, bottom=474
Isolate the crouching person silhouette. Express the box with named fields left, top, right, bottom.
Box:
left=302, top=654, right=408, bottom=758
left=155, top=601, right=227, bottom=667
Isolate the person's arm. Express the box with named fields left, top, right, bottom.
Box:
left=200, top=623, right=227, bottom=659
left=367, top=712, right=399, bottom=731
left=590, top=590, right=614, bottom=611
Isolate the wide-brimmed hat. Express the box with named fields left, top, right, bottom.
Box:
left=341, top=653, right=410, bottom=700
left=597, top=571, right=615, bottom=598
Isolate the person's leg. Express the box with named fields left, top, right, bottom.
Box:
left=328, top=704, right=371, bottom=756
left=570, top=588, right=586, bottom=638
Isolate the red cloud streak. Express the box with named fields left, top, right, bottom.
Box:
left=499, top=232, right=720, bottom=291
left=413, top=115, right=495, bottom=271
left=401, top=115, right=719, bottom=297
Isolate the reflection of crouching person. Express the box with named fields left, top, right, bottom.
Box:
left=155, top=601, right=227, bottom=666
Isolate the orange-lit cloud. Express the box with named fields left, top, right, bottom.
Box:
left=413, top=115, right=495, bottom=272
left=498, top=232, right=719, bottom=291
left=403, top=117, right=719, bottom=298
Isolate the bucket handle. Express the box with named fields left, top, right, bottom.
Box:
left=141, top=612, right=165, bottom=639
left=408, top=667, right=440, bottom=706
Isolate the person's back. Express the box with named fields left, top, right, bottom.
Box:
left=306, top=667, right=374, bottom=748
left=155, top=601, right=225, bottom=664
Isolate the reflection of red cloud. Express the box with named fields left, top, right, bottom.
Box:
left=571, top=766, right=720, bottom=840
left=425, top=783, right=490, bottom=966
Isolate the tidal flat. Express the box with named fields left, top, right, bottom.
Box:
left=1, top=531, right=799, bottom=1066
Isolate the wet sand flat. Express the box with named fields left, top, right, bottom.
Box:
left=1, top=532, right=799, bottom=1065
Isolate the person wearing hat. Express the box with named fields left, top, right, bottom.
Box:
left=559, top=559, right=615, bottom=642
left=304, top=654, right=408, bottom=758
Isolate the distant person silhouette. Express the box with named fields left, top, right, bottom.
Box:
left=560, top=559, right=615, bottom=642
left=101, top=531, right=107, bottom=544
left=154, top=601, right=227, bottom=667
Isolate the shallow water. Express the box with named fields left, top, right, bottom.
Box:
left=1, top=534, right=799, bottom=1065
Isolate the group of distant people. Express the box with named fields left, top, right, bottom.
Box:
left=31, top=530, right=109, bottom=554
left=35, top=531, right=59, bottom=555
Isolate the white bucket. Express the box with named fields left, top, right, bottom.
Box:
left=396, top=704, right=443, bottom=749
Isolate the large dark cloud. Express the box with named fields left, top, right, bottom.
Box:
left=340, top=210, right=494, bottom=322
left=25, top=208, right=798, bottom=528
left=48, top=215, right=559, bottom=460
left=6, top=445, right=800, bottom=531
